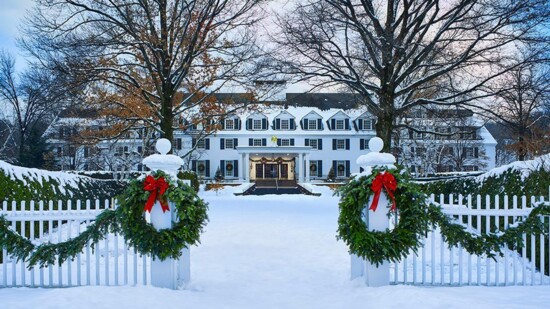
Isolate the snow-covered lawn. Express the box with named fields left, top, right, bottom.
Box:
left=1, top=187, right=549, bottom=309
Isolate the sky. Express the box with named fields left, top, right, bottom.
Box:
left=0, top=0, right=35, bottom=71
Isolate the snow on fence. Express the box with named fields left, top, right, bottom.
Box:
left=0, top=199, right=151, bottom=288
left=391, top=192, right=550, bottom=286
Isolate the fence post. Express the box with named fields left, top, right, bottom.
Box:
left=142, top=139, right=185, bottom=289
left=354, top=137, right=396, bottom=287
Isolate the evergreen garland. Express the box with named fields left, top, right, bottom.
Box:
left=337, top=166, right=550, bottom=266
left=0, top=171, right=208, bottom=268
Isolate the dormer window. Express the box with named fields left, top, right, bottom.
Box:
left=308, top=119, right=317, bottom=130
left=335, top=119, right=345, bottom=130
left=253, top=119, right=262, bottom=130
left=362, top=119, right=375, bottom=130
left=281, top=119, right=289, bottom=130
left=225, top=119, right=234, bottom=130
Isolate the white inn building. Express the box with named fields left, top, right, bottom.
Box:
left=45, top=93, right=497, bottom=182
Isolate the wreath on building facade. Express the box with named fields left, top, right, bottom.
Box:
left=337, top=164, right=345, bottom=172
left=0, top=171, right=209, bottom=268
left=337, top=166, right=550, bottom=266
left=226, top=163, right=233, bottom=171
left=197, top=163, right=205, bottom=172
left=310, top=164, right=317, bottom=172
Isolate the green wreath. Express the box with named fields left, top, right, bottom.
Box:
left=337, top=166, right=550, bottom=267
left=337, top=166, right=429, bottom=266
left=116, top=171, right=209, bottom=260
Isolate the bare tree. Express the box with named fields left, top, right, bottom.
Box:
left=273, top=0, right=550, bottom=151
left=0, top=50, right=67, bottom=165
left=21, top=0, right=265, bottom=147
left=474, top=54, right=550, bottom=160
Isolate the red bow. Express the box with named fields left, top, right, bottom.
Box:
left=369, top=172, right=397, bottom=212
left=143, top=175, right=170, bottom=213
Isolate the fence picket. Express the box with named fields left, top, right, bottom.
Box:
left=2, top=201, right=7, bottom=287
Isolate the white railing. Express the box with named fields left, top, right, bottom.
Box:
left=391, top=192, right=550, bottom=286
left=0, top=199, right=151, bottom=288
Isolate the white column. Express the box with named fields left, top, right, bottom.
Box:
left=240, top=153, right=245, bottom=181
left=298, top=153, right=303, bottom=182
left=142, top=139, right=184, bottom=290
left=244, top=153, right=250, bottom=182
left=305, top=153, right=310, bottom=183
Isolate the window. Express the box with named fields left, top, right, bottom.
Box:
left=281, top=119, right=289, bottom=130
left=363, top=119, right=375, bottom=130
left=280, top=139, right=290, bottom=146
left=465, top=147, right=478, bottom=159
left=116, top=146, right=124, bottom=155
left=309, top=139, right=318, bottom=150
left=253, top=119, right=262, bottom=130
left=196, top=139, right=205, bottom=149
left=464, top=165, right=478, bottom=172
left=308, top=119, right=317, bottom=130
left=196, top=160, right=206, bottom=177
left=83, top=147, right=90, bottom=158
left=225, top=139, right=234, bottom=149
left=253, top=139, right=263, bottom=146
left=337, top=161, right=346, bottom=177
left=335, top=119, right=344, bottom=130
left=225, top=119, right=234, bottom=130
left=225, top=161, right=234, bottom=177
left=336, top=139, right=346, bottom=150
left=310, top=161, right=319, bottom=176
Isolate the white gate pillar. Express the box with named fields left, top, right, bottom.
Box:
left=352, top=137, right=396, bottom=287
left=142, top=138, right=189, bottom=289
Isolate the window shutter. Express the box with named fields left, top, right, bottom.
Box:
left=220, top=138, right=225, bottom=150
left=331, top=119, right=336, bottom=130
left=234, top=160, right=239, bottom=178
left=220, top=160, right=225, bottom=176
left=234, top=138, right=238, bottom=147
left=346, top=139, right=350, bottom=150
left=206, top=160, right=210, bottom=177
left=276, top=118, right=281, bottom=130
left=317, top=119, right=322, bottom=130
left=176, top=138, right=182, bottom=150
left=262, top=138, right=267, bottom=146
left=192, top=160, right=197, bottom=173
left=332, top=161, right=337, bottom=175
left=318, top=160, right=323, bottom=177
left=192, top=138, right=196, bottom=148
left=358, top=119, right=363, bottom=130
left=205, top=138, right=210, bottom=150
left=346, top=160, right=350, bottom=177
left=249, top=138, right=253, bottom=146
left=305, top=139, right=310, bottom=146
left=474, top=147, right=479, bottom=158
left=277, top=138, right=282, bottom=146
left=247, top=119, right=252, bottom=130
left=360, top=139, right=365, bottom=150
left=332, top=139, right=336, bottom=150
left=345, top=119, right=350, bottom=130
left=318, top=139, right=322, bottom=150
left=303, top=118, right=309, bottom=130
left=290, top=118, right=295, bottom=130
left=290, top=138, right=295, bottom=146
left=262, top=118, right=267, bottom=130
left=221, top=120, right=225, bottom=130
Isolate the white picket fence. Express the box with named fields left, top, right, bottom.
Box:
left=1, top=192, right=550, bottom=288
left=391, top=192, right=550, bottom=286
left=0, top=199, right=152, bottom=288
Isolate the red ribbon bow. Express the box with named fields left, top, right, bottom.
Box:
left=369, top=172, right=397, bottom=212
left=143, top=175, right=170, bottom=213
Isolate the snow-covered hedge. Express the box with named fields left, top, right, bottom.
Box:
left=0, top=160, right=125, bottom=203
left=422, top=154, right=550, bottom=198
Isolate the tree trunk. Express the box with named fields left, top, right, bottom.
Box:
left=375, top=92, right=394, bottom=153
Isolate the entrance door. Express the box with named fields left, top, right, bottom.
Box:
left=255, top=164, right=263, bottom=179
left=265, top=164, right=278, bottom=178
left=280, top=164, right=288, bottom=179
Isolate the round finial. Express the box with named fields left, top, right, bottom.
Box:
left=368, top=137, right=384, bottom=153
left=155, top=138, right=172, bottom=155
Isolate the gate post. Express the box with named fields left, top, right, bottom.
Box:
left=352, top=137, right=396, bottom=286
left=142, top=138, right=188, bottom=289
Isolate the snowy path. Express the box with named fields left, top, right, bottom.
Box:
left=1, top=191, right=550, bottom=308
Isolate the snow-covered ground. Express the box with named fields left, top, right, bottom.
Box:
left=1, top=187, right=550, bottom=309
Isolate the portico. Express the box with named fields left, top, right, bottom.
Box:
left=236, top=146, right=312, bottom=183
